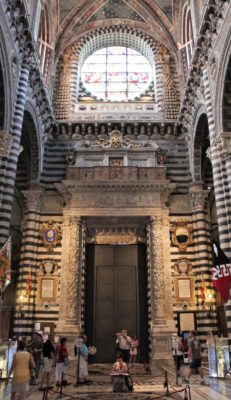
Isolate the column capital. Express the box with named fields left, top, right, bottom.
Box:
left=22, top=186, right=44, bottom=212
left=189, top=184, right=209, bottom=210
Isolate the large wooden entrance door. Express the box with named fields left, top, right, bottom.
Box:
left=85, top=244, right=148, bottom=363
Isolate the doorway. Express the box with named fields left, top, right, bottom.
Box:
left=85, top=244, right=148, bottom=363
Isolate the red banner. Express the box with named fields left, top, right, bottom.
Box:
left=0, top=236, right=12, bottom=290
left=212, top=264, right=231, bottom=302
left=212, top=242, right=231, bottom=303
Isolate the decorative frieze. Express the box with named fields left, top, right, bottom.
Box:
left=53, top=122, right=176, bottom=140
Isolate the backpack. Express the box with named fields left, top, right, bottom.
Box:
left=178, top=340, right=184, bottom=352
left=125, top=375, right=133, bottom=391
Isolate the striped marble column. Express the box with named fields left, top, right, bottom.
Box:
left=203, top=67, right=231, bottom=252
left=13, top=186, right=43, bottom=337
left=217, top=138, right=231, bottom=337
left=0, top=63, right=30, bottom=246
left=189, top=184, right=217, bottom=341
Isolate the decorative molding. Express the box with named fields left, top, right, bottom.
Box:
left=173, top=257, right=193, bottom=276
left=40, top=220, right=62, bottom=252
left=0, top=131, right=13, bottom=157
left=39, top=261, right=59, bottom=276
left=170, top=222, right=193, bottom=252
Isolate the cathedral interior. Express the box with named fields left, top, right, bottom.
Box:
left=0, top=0, right=231, bottom=371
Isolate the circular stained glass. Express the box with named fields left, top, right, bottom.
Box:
left=81, top=46, right=153, bottom=102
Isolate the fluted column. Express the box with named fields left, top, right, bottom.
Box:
left=147, top=215, right=175, bottom=370
left=57, top=215, right=82, bottom=337
left=13, top=185, right=43, bottom=336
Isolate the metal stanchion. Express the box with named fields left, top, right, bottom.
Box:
left=74, top=336, right=83, bottom=386
left=174, top=347, right=179, bottom=386
left=164, top=370, right=169, bottom=395
left=42, top=387, right=48, bottom=400
left=60, top=371, right=64, bottom=397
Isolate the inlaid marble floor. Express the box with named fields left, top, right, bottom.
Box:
left=0, top=363, right=231, bottom=399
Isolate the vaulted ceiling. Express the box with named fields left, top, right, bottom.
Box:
left=56, top=0, right=176, bottom=57
left=59, top=0, right=173, bottom=23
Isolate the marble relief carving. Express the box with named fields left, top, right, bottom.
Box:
left=60, top=217, right=81, bottom=324
left=150, top=216, right=166, bottom=322
left=0, top=131, right=13, bottom=157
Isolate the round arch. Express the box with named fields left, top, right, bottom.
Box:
left=0, top=25, right=13, bottom=131
left=17, top=105, right=41, bottom=187
left=214, top=24, right=231, bottom=133
left=192, top=107, right=211, bottom=183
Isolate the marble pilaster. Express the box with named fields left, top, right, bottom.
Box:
left=148, top=215, right=175, bottom=371
left=56, top=215, right=82, bottom=339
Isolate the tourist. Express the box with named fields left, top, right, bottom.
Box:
left=39, top=334, right=55, bottom=390
left=185, top=330, right=205, bottom=385
left=172, top=334, right=184, bottom=377
left=112, top=353, right=128, bottom=374
left=116, top=329, right=131, bottom=362
left=129, top=335, right=139, bottom=367
left=74, top=334, right=90, bottom=384
left=55, top=337, right=68, bottom=386
left=31, top=332, right=43, bottom=382
left=7, top=340, right=35, bottom=400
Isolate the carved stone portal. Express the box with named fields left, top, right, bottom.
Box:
left=56, top=166, right=176, bottom=369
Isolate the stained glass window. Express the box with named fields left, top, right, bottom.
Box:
left=80, top=47, right=153, bottom=101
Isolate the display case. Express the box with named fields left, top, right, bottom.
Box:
left=207, top=337, right=230, bottom=378
left=0, top=340, right=9, bottom=379
left=0, top=340, right=17, bottom=379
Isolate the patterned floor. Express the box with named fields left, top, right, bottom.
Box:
left=0, top=363, right=231, bottom=399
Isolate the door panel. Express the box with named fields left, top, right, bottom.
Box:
left=96, top=267, right=114, bottom=361
left=86, top=244, right=147, bottom=363
left=115, top=267, right=137, bottom=335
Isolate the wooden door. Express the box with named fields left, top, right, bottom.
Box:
left=85, top=244, right=148, bottom=363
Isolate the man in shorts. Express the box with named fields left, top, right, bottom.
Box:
left=185, top=330, right=205, bottom=385
left=39, top=335, right=55, bottom=390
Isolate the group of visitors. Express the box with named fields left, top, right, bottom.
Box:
left=6, top=328, right=207, bottom=398
left=115, top=329, right=139, bottom=366
left=6, top=332, right=91, bottom=399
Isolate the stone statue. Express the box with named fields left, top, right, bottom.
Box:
left=72, top=125, right=82, bottom=139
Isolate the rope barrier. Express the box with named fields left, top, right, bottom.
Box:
left=40, top=367, right=192, bottom=400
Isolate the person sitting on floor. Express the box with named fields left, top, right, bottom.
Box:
left=111, top=354, right=133, bottom=392
left=112, top=353, right=128, bottom=374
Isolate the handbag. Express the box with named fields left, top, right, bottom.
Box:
left=64, top=357, right=69, bottom=366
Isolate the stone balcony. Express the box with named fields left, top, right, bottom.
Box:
left=66, top=166, right=167, bottom=183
